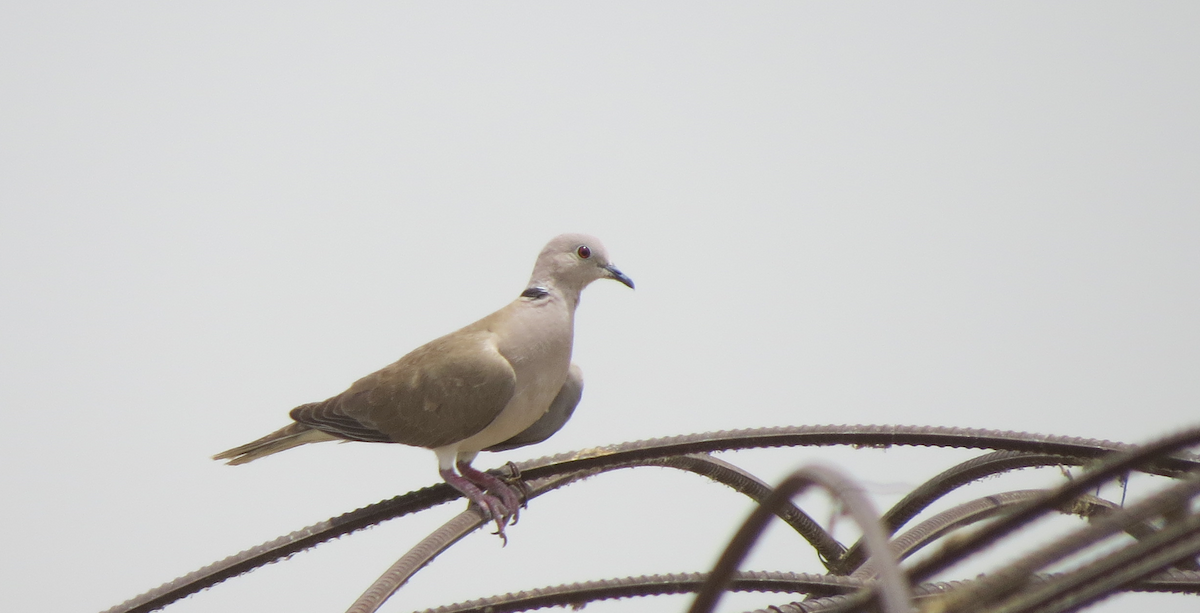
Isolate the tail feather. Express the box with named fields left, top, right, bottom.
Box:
left=213, top=423, right=339, bottom=465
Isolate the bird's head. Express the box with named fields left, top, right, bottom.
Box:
left=528, top=233, right=634, bottom=295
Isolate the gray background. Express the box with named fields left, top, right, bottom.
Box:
left=2, top=3, right=1198, bottom=612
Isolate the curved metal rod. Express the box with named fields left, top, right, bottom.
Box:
left=105, top=452, right=831, bottom=613
left=906, top=425, right=1200, bottom=585
left=347, top=454, right=842, bottom=613
left=345, top=471, right=591, bottom=613
left=348, top=509, right=480, bottom=613
left=100, top=483, right=458, bottom=613
left=1135, top=568, right=1200, bottom=594
left=836, top=452, right=1082, bottom=574
left=995, top=570, right=1200, bottom=596
left=941, top=474, right=1200, bottom=613
left=414, top=571, right=868, bottom=613
left=746, top=588, right=868, bottom=613
left=753, top=570, right=1200, bottom=613
left=853, top=490, right=1044, bottom=579
left=640, top=454, right=846, bottom=567
left=989, top=514, right=1200, bottom=613
left=416, top=568, right=1200, bottom=613
left=688, top=464, right=911, bottom=613
left=101, top=424, right=1200, bottom=613
left=880, top=452, right=1078, bottom=533
left=855, top=491, right=1151, bottom=580
left=516, top=425, right=1200, bottom=482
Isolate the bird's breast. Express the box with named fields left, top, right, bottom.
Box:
left=454, top=302, right=575, bottom=452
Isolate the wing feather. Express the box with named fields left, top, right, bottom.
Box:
left=291, top=329, right=516, bottom=450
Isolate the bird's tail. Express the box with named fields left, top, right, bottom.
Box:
left=213, top=423, right=339, bottom=465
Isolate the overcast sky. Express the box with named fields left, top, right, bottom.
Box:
left=3, top=3, right=1199, bottom=613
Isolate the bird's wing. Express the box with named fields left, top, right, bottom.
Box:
left=484, top=363, right=583, bottom=452
left=287, top=400, right=394, bottom=443
left=291, top=329, right=517, bottom=450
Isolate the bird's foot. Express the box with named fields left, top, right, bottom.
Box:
left=440, top=467, right=518, bottom=542
left=457, top=461, right=526, bottom=527
left=475, top=496, right=512, bottom=545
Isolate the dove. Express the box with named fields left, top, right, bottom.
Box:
left=214, top=233, right=633, bottom=535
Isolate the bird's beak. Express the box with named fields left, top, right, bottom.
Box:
left=603, top=264, right=635, bottom=289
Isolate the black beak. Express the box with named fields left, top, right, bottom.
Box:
left=604, top=264, right=635, bottom=289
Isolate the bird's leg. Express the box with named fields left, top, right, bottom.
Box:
left=457, top=460, right=526, bottom=526
left=439, top=467, right=510, bottom=539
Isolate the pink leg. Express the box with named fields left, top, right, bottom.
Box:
left=439, top=467, right=510, bottom=537
left=457, top=461, right=525, bottom=525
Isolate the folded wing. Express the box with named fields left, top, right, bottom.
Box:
left=292, top=330, right=518, bottom=450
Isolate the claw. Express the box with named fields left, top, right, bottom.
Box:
left=464, top=495, right=510, bottom=544
left=443, top=462, right=528, bottom=542
left=490, top=515, right=510, bottom=547
left=458, top=461, right=526, bottom=525
left=441, top=467, right=511, bottom=538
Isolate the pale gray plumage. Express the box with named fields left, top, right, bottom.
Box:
left=484, top=363, right=583, bottom=453
left=214, top=233, right=632, bottom=534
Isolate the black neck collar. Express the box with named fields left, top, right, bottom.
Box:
left=520, top=286, right=550, bottom=299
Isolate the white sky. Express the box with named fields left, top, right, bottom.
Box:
left=2, top=3, right=1199, bottom=613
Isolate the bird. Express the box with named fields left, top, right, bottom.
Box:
left=213, top=233, right=633, bottom=536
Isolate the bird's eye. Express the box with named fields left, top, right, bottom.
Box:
left=576, top=245, right=591, bottom=259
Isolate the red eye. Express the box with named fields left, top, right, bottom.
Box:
left=576, top=245, right=591, bottom=259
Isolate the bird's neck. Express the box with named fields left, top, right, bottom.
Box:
left=523, top=281, right=582, bottom=311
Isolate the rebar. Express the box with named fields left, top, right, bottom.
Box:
left=99, top=423, right=1200, bottom=613
left=688, top=464, right=911, bottom=613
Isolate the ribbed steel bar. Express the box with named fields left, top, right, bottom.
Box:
left=1136, top=568, right=1200, bottom=593
left=349, top=510, right=482, bottom=613
left=688, top=464, right=911, bottom=613
left=99, top=483, right=456, bottom=613
left=413, top=571, right=866, bottom=613
left=103, top=450, right=827, bottom=613
left=639, top=454, right=846, bottom=566
left=515, top=425, right=1200, bottom=481
left=101, top=424, right=1200, bottom=613
left=410, top=569, right=1200, bottom=613
left=748, top=571, right=1200, bottom=613
left=836, top=451, right=1082, bottom=574
left=345, top=471, right=592, bottom=613
left=906, top=425, right=1200, bottom=585
left=852, top=490, right=1045, bottom=579
left=870, top=492, right=1148, bottom=575
left=347, top=454, right=842, bottom=613
left=940, top=474, right=1200, bottom=613
left=989, top=514, right=1200, bottom=613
